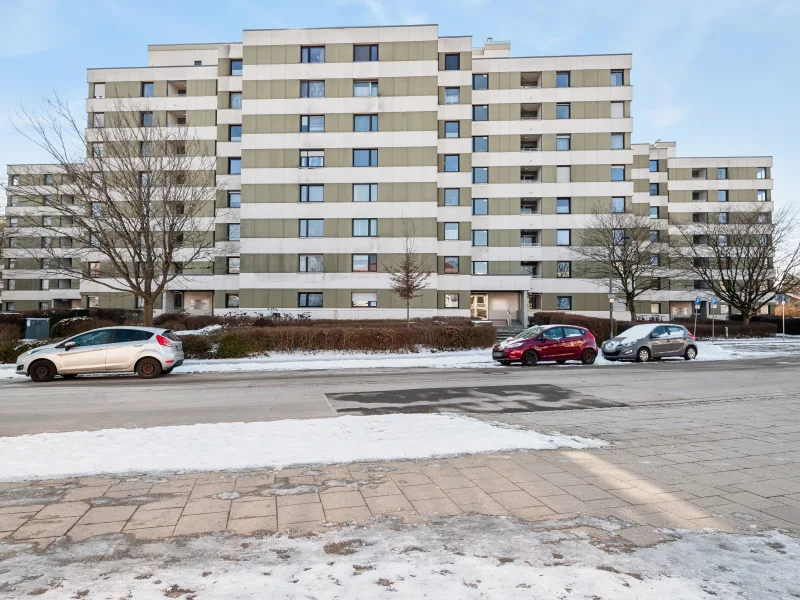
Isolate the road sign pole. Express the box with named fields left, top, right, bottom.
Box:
left=712, top=304, right=715, bottom=342
left=782, top=296, right=786, bottom=342
left=693, top=297, right=701, bottom=339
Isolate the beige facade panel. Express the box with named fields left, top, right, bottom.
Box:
left=238, top=287, right=438, bottom=310
left=241, top=217, right=437, bottom=239
left=243, top=40, right=438, bottom=64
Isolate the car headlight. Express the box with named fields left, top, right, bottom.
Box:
left=504, top=342, right=525, bottom=349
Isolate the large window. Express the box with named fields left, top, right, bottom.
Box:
left=353, top=149, right=378, bottom=167
left=353, top=183, right=378, bottom=202
left=444, top=294, right=460, bottom=308
left=610, top=70, right=624, bottom=86
left=354, top=81, right=379, bottom=97
left=444, top=257, right=459, bottom=274
left=473, top=105, right=489, bottom=121
left=611, top=165, right=625, bottom=181
left=556, top=135, right=570, bottom=151
left=299, top=292, right=323, bottom=308
left=557, top=229, right=571, bottom=246
left=354, top=44, right=378, bottom=62
left=556, top=198, right=571, bottom=214
left=649, top=230, right=660, bottom=243
left=227, top=224, right=240, bottom=241
left=227, top=257, right=240, bottom=274
left=650, top=183, right=660, bottom=196
left=230, top=59, right=243, bottom=76
left=557, top=262, right=571, bottom=278
left=472, top=136, right=488, bottom=152
left=556, top=72, right=570, bottom=87
left=649, top=160, right=659, bottom=173
left=300, top=150, right=324, bottom=168
left=92, top=113, right=104, bottom=128
left=650, top=206, right=660, bottom=219
left=472, top=261, right=488, bottom=275
left=556, top=166, right=571, bottom=183
left=301, top=80, right=325, bottom=98
left=354, top=114, right=378, bottom=132
left=301, top=115, right=325, bottom=132
left=444, top=223, right=459, bottom=241
left=301, top=46, right=325, bottom=63
left=612, top=197, right=625, bottom=213
left=611, top=133, right=625, bottom=150
left=444, top=87, right=460, bottom=104
left=473, top=168, right=488, bottom=184
left=557, top=296, right=572, bottom=310
left=444, top=121, right=459, bottom=138
left=353, top=218, right=378, bottom=237
left=444, top=53, right=460, bottom=70
left=93, top=83, right=105, bottom=99
left=757, top=190, right=767, bottom=202
left=756, top=167, right=766, bottom=179
left=444, top=155, right=459, bottom=172
left=228, top=158, right=242, bottom=175
left=444, top=188, right=460, bottom=206
left=352, top=293, right=378, bottom=308
left=556, top=103, right=570, bottom=119
left=229, top=125, right=242, bottom=141
left=472, top=198, right=488, bottom=215
left=229, top=92, right=242, bottom=109
left=299, top=255, right=324, bottom=272
left=141, top=82, right=154, bottom=97
left=472, top=230, right=488, bottom=246
left=611, top=102, right=624, bottom=119
left=718, top=190, right=729, bottom=202
left=352, top=254, right=378, bottom=272
left=299, top=219, right=324, bottom=238
left=472, top=74, right=488, bottom=89
left=300, top=184, right=324, bottom=202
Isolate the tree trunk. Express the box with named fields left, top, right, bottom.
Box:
left=406, top=300, right=410, bottom=325
left=626, top=293, right=637, bottom=322
left=142, top=297, right=154, bottom=327
left=741, top=311, right=751, bottom=327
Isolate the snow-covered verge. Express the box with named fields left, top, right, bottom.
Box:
left=1, top=516, right=796, bottom=598
left=0, top=414, right=605, bottom=481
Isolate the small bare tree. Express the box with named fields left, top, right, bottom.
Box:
left=384, top=220, right=432, bottom=324
left=570, top=206, right=663, bottom=321
left=673, top=205, right=800, bottom=325
left=0, top=217, right=6, bottom=291
left=5, top=95, right=222, bottom=325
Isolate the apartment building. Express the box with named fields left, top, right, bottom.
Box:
left=2, top=25, right=774, bottom=323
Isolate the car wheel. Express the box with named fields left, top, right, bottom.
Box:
left=29, top=360, right=57, bottom=383
left=521, top=351, right=538, bottom=367
left=61, top=374, right=78, bottom=379
left=636, top=347, right=651, bottom=363
left=135, top=357, right=162, bottom=379
left=581, top=349, right=596, bottom=365
left=556, top=360, right=567, bottom=364
left=684, top=346, right=697, bottom=361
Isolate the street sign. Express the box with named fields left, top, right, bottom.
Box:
left=711, top=298, right=718, bottom=306
left=780, top=294, right=787, bottom=304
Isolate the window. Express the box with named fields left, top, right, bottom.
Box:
left=301, top=80, right=325, bottom=98
left=299, top=255, right=323, bottom=272
left=651, top=303, right=662, bottom=314
left=444, top=257, right=459, bottom=274
left=611, top=101, right=624, bottom=119
left=557, top=296, right=572, bottom=310
left=472, top=261, right=488, bottom=275
left=473, top=105, right=488, bottom=121
left=444, top=53, right=460, bottom=70
left=556, top=135, right=570, bottom=151
left=227, top=223, right=240, bottom=241
left=444, top=223, right=459, bottom=240
left=354, top=80, right=379, bottom=97
left=472, top=230, right=488, bottom=246
left=557, top=230, right=571, bottom=246
left=6, top=279, right=15, bottom=290
left=141, top=82, right=154, bottom=97
left=353, top=183, right=378, bottom=202
left=228, top=158, right=242, bottom=175
left=650, top=183, right=659, bottom=196
left=299, top=219, right=324, bottom=238
left=611, top=133, right=625, bottom=150
left=230, top=59, right=243, bottom=76
left=444, top=294, right=460, bottom=308
left=612, top=229, right=626, bottom=244
left=556, top=166, right=571, bottom=183
left=56, top=278, right=71, bottom=290
left=39, top=302, right=49, bottom=311
left=224, top=294, right=240, bottom=308
left=444, top=87, right=460, bottom=104
left=354, top=114, right=378, bottom=132
left=611, top=165, right=625, bottom=181
left=472, top=198, right=488, bottom=215
left=756, top=167, right=766, bottom=179
left=556, top=72, right=570, bottom=88
left=472, top=74, right=488, bottom=90
left=472, top=168, right=488, bottom=184
left=301, top=46, right=325, bottom=63
left=43, top=195, right=53, bottom=206
left=521, top=262, right=538, bottom=276
left=92, top=143, right=104, bottom=158
left=556, top=198, right=571, bottom=214
left=611, top=197, right=625, bottom=213
left=758, top=213, right=768, bottom=223
left=44, top=174, right=53, bottom=185
left=87, top=296, right=99, bottom=309
left=10, top=175, right=20, bottom=186
left=226, top=257, right=239, bottom=274
left=718, top=212, right=729, bottom=224
left=10, top=195, right=19, bottom=207
left=300, top=149, right=324, bottom=168
left=92, top=113, right=104, bottom=128
left=353, top=149, right=378, bottom=167
left=91, top=202, right=102, bottom=217
left=718, top=190, right=728, bottom=202
left=650, top=206, right=660, bottom=219
left=444, top=189, right=460, bottom=206
left=93, top=83, right=105, bottom=99
left=228, top=191, right=241, bottom=208
left=556, top=103, right=570, bottom=119
left=299, top=292, right=323, bottom=308
left=141, top=111, right=153, bottom=127
left=89, top=262, right=100, bottom=278
left=717, top=167, right=728, bottom=180
left=757, top=190, right=767, bottom=202
left=473, top=136, right=488, bottom=152
left=610, top=70, right=624, bottom=86
left=650, top=254, right=660, bottom=266
left=718, top=234, right=729, bottom=246
left=139, top=141, right=152, bottom=157
left=230, top=92, right=242, bottom=109
left=649, top=160, right=658, bottom=173
left=194, top=61, right=202, bottom=66
left=354, top=44, right=378, bottom=62
left=229, top=125, right=242, bottom=141
left=6, top=259, right=16, bottom=269
left=557, top=261, right=571, bottom=278
left=649, top=230, right=660, bottom=243
left=351, top=292, right=378, bottom=308
left=444, top=155, right=459, bottom=172
left=352, top=254, right=378, bottom=272
left=444, top=121, right=460, bottom=138
left=299, top=184, right=324, bottom=203
left=301, top=115, right=325, bottom=133
left=352, top=219, right=377, bottom=237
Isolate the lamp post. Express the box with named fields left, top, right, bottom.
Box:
left=608, top=294, right=616, bottom=338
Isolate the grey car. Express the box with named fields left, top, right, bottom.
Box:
left=601, top=323, right=698, bottom=362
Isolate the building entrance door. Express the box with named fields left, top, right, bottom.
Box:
left=470, top=294, right=488, bottom=320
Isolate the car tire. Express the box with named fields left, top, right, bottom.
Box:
left=581, top=349, right=596, bottom=365
left=636, top=347, right=651, bottom=363
left=684, top=346, right=697, bottom=361
left=29, top=360, right=57, bottom=383
left=556, top=360, right=567, bottom=364
left=135, top=357, right=162, bottom=379
left=521, top=351, right=538, bottom=367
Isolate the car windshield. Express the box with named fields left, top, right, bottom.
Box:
left=613, top=324, right=658, bottom=342
left=510, top=326, right=548, bottom=340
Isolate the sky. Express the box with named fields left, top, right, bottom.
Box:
left=0, top=0, right=797, bottom=211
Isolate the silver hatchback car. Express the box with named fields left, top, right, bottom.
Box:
left=601, top=323, right=698, bottom=363
left=16, top=326, right=184, bottom=382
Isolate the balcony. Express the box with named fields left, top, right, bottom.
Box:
left=520, top=230, right=541, bottom=247
left=691, top=168, right=707, bottom=181
left=167, top=81, right=187, bottom=97
left=521, top=103, right=541, bottom=120
left=520, top=198, right=541, bottom=215
left=521, top=135, right=540, bottom=152
left=520, top=167, right=539, bottom=183
left=521, top=261, right=541, bottom=277
left=521, top=72, right=541, bottom=89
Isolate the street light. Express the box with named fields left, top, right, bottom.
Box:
left=608, top=294, right=616, bottom=337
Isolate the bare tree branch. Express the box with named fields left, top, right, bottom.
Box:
left=383, top=220, right=432, bottom=324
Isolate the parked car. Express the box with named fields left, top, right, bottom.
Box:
left=601, top=323, right=697, bottom=362
left=492, top=324, right=598, bottom=366
left=15, top=326, right=184, bottom=382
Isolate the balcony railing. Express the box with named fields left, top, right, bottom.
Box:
left=520, top=177, right=540, bottom=183
left=521, top=115, right=541, bottom=120
left=521, top=146, right=540, bottom=152
left=520, top=239, right=542, bottom=247
left=521, top=84, right=541, bottom=89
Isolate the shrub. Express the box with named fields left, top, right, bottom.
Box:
left=0, top=324, right=20, bottom=344
left=50, top=317, right=117, bottom=339
left=730, top=314, right=800, bottom=336
left=0, top=339, right=51, bottom=364
left=152, top=313, right=256, bottom=331
left=179, top=334, right=214, bottom=359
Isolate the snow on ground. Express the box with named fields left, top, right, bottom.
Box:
left=173, top=324, right=223, bottom=336
left=0, top=414, right=605, bottom=481
left=1, top=515, right=797, bottom=598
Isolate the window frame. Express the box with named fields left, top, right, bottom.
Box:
left=556, top=135, right=570, bottom=151
left=471, top=261, right=489, bottom=275
left=443, top=188, right=460, bottom=206
left=610, top=70, right=624, bottom=86
left=471, top=229, right=488, bottom=247
left=229, top=92, right=242, bottom=109
left=472, top=73, right=488, bottom=90
left=228, top=157, right=242, bottom=175
left=444, top=121, right=460, bottom=138
left=717, top=167, right=728, bottom=180
left=610, top=133, right=625, bottom=150
left=230, top=59, right=243, bottom=76
left=443, top=222, right=459, bottom=241
left=353, top=149, right=378, bottom=167
left=141, top=82, right=154, bottom=97
left=718, top=190, right=729, bottom=202
left=444, top=154, right=460, bottom=172
left=556, top=103, right=571, bottom=119
left=444, top=293, right=460, bottom=309
left=472, top=167, right=489, bottom=184
left=226, top=257, right=240, bottom=274
left=300, top=184, right=324, bottom=203
left=444, top=87, right=460, bottom=104
left=472, top=105, right=489, bottom=121
left=354, top=114, right=378, bottom=132
left=352, top=183, right=378, bottom=202
left=444, top=53, right=460, bottom=70
left=557, top=261, right=572, bottom=278
left=352, top=254, right=378, bottom=273
left=556, top=229, right=571, bottom=246
left=555, top=72, right=570, bottom=88
left=649, top=160, right=659, bottom=173
left=298, top=254, right=324, bottom=273
left=472, top=136, right=488, bottom=152
left=227, top=223, right=241, bottom=241
left=300, top=80, right=325, bottom=98
left=444, top=257, right=459, bottom=274
left=300, top=115, right=325, bottom=133
left=352, top=218, right=378, bottom=238
left=556, top=296, right=573, bottom=311
left=228, top=124, right=242, bottom=142
left=472, top=198, right=488, bottom=215
left=228, top=191, right=241, bottom=208
left=299, top=219, right=324, bottom=238
left=300, top=149, right=324, bottom=168
left=353, top=44, right=378, bottom=62
left=301, top=46, right=325, bottom=63
left=650, top=183, right=660, bottom=196
left=556, top=198, right=571, bottom=214
left=353, top=80, right=379, bottom=97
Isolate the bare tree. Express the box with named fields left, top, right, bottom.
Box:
left=4, top=95, right=222, bottom=325
left=570, top=206, right=663, bottom=321
left=673, top=205, right=800, bottom=325
left=384, top=220, right=432, bottom=324
left=0, top=216, right=6, bottom=292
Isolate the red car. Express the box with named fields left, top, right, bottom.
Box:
left=492, top=324, right=598, bottom=367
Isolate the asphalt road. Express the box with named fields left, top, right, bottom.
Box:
left=1, top=357, right=798, bottom=436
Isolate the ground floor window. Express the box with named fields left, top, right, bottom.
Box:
left=444, top=293, right=459, bottom=308
left=352, top=292, right=377, bottom=308
left=87, top=296, right=99, bottom=308
left=173, top=293, right=183, bottom=309
left=650, top=302, right=662, bottom=314
left=527, top=293, right=541, bottom=310
left=225, top=294, right=240, bottom=308
left=299, top=292, right=323, bottom=308
left=557, top=296, right=572, bottom=310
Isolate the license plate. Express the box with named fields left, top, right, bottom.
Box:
left=492, top=352, right=505, bottom=358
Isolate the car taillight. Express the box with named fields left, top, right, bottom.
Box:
left=156, top=334, right=172, bottom=347
left=586, top=331, right=595, bottom=339
left=688, top=332, right=695, bottom=340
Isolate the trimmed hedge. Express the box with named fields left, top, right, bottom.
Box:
left=730, top=315, right=800, bottom=336
left=0, top=339, right=51, bottom=365
left=50, top=317, right=118, bottom=339
left=0, top=308, right=141, bottom=339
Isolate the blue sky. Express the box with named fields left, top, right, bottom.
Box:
left=1, top=0, right=797, bottom=208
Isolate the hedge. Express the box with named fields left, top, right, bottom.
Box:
left=0, top=308, right=141, bottom=339
left=729, top=314, right=800, bottom=336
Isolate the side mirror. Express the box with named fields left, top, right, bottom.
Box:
left=650, top=332, right=660, bottom=339
left=64, top=341, right=77, bottom=351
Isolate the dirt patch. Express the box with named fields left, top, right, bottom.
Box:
left=376, top=578, right=393, bottom=587
left=163, top=584, right=195, bottom=598
left=352, top=565, right=375, bottom=575
left=324, top=539, right=367, bottom=556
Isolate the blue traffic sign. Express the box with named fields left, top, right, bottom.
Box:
left=711, top=298, right=718, bottom=306
left=694, top=297, right=702, bottom=306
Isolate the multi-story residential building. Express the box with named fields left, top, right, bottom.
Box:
left=2, top=25, right=774, bottom=322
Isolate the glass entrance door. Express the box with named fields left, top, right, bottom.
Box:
left=470, top=294, right=488, bottom=320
